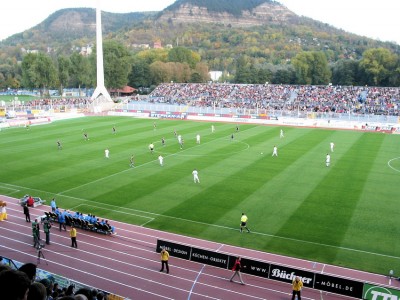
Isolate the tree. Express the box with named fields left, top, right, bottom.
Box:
left=168, top=47, right=200, bottom=69
left=359, top=48, right=398, bottom=86
left=98, top=40, right=132, bottom=89
left=69, top=52, right=93, bottom=90
left=292, top=51, right=331, bottom=85
left=21, top=52, right=57, bottom=95
left=331, top=59, right=360, bottom=86
left=57, top=55, right=71, bottom=93
left=128, top=58, right=152, bottom=88
left=234, top=55, right=252, bottom=83
left=150, top=61, right=172, bottom=85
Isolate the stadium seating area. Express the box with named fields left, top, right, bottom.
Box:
left=148, top=83, right=400, bottom=116
left=0, top=257, right=114, bottom=299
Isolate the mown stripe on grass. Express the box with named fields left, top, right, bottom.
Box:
left=269, top=132, right=385, bottom=262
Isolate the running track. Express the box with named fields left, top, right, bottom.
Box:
left=1, top=196, right=398, bottom=300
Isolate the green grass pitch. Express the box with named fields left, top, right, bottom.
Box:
left=1, top=116, right=399, bottom=275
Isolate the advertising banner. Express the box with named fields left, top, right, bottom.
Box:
left=156, top=240, right=191, bottom=260
left=190, top=247, right=229, bottom=269
left=314, top=273, right=363, bottom=298
left=269, top=264, right=314, bottom=287
left=363, top=283, right=400, bottom=300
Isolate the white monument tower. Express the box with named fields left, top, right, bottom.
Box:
left=91, top=1, right=112, bottom=103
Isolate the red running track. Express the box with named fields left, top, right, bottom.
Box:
left=1, top=195, right=398, bottom=300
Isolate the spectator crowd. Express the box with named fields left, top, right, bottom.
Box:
left=148, top=83, right=400, bottom=116
left=0, top=259, right=111, bottom=300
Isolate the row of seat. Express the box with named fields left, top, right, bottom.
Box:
left=44, top=212, right=113, bottom=235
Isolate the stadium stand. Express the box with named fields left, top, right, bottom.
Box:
left=147, top=83, right=400, bottom=116
left=0, top=256, right=122, bottom=299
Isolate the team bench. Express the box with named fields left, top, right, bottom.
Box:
left=43, top=211, right=113, bottom=235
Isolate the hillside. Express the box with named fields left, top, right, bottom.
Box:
left=0, top=0, right=399, bottom=90
left=0, top=0, right=398, bottom=59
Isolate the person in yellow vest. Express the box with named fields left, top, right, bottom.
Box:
left=240, top=213, right=250, bottom=233
left=70, top=224, right=78, bottom=248
left=159, top=247, right=169, bottom=274
left=0, top=202, right=7, bottom=221
left=292, top=276, right=303, bottom=300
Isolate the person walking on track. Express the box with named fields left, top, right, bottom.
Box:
left=230, top=257, right=245, bottom=285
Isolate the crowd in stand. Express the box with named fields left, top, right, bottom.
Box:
left=0, top=259, right=109, bottom=300
left=26, top=98, right=93, bottom=109
left=7, top=83, right=400, bottom=116
left=148, top=83, right=400, bottom=116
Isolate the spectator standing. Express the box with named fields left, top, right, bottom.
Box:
left=159, top=247, right=170, bottom=274
left=240, top=213, right=250, bottom=233
left=292, top=276, right=303, bottom=300
left=50, top=198, right=57, bottom=212
left=58, top=211, right=66, bottom=231
left=229, top=257, right=245, bottom=285
left=23, top=203, right=31, bottom=222
left=70, top=224, right=78, bottom=248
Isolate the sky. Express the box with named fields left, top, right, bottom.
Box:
left=0, top=0, right=399, bottom=45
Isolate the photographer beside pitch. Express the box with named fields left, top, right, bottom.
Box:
left=43, top=216, right=52, bottom=245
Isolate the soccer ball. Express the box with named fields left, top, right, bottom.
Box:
left=261, top=152, right=263, bottom=154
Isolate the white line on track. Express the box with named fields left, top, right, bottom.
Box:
left=2, top=190, right=400, bottom=262
left=1, top=223, right=291, bottom=300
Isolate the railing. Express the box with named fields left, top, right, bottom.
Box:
left=115, top=101, right=399, bottom=124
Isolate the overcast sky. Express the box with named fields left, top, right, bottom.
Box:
left=1, top=0, right=399, bottom=44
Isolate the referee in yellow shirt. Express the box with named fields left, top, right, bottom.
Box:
left=240, top=213, right=250, bottom=233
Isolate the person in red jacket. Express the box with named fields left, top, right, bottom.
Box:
left=27, top=196, right=34, bottom=207
left=229, top=257, right=245, bottom=285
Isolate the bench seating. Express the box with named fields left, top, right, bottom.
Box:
left=44, top=211, right=113, bottom=235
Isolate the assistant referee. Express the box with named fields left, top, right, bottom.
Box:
left=240, top=213, right=250, bottom=233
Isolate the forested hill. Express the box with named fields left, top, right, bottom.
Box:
left=2, top=8, right=155, bottom=50
left=0, top=0, right=399, bottom=89
left=0, top=0, right=398, bottom=57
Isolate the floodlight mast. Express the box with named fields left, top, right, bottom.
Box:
left=91, top=0, right=112, bottom=102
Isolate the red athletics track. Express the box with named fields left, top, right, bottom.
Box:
left=1, top=195, right=398, bottom=300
